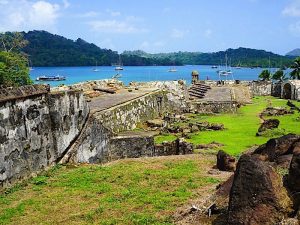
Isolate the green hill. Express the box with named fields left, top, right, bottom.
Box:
left=123, top=48, right=292, bottom=68
left=21, top=30, right=293, bottom=67
left=286, top=48, right=300, bottom=57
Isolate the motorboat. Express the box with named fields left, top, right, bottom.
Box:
left=36, top=75, right=66, bottom=81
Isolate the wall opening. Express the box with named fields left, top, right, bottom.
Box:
left=283, top=83, right=292, bottom=99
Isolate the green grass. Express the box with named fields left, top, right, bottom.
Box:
left=188, top=96, right=300, bottom=156
left=0, top=156, right=220, bottom=225
left=154, top=134, right=178, bottom=144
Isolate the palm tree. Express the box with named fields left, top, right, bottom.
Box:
left=272, top=69, right=285, bottom=81
left=259, top=69, right=271, bottom=81
left=290, top=57, right=300, bottom=79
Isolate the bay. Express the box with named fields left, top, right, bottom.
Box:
left=30, top=65, right=280, bottom=87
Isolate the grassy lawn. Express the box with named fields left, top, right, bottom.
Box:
left=154, top=134, right=178, bottom=144
left=0, top=155, right=222, bottom=225
left=188, top=96, right=300, bottom=156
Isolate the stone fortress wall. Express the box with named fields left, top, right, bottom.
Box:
left=0, top=85, right=89, bottom=188
left=0, top=78, right=299, bottom=188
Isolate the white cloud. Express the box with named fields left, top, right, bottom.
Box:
left=0, top=0, right=61, bottom=32
left=87, top=20, right=148, bottom=34
left=171, top=28, right=189, bottom=39
left=107, top=9, right=121, bottom=17
left=282, top=0, right=300, bottom=17
left=204, top=29, right=212, bottom=38
left=289, top=21, right=300, bottom=36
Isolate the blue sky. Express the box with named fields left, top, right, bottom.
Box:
left=0, top=0, right=299, bottom=54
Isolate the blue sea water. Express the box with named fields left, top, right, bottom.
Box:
left=30, top=65, right=279, bottom=87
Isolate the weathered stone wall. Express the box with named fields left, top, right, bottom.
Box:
left=48, top=91, right=89, bottom=158
left=95, top=91, right=170, bottom=133
left=0, top=86, right=88, bottom=188
left=281, top=80, right=300, bottom=100
left=108, top=132, right=156, bottom=161
left=129, top=81, right=189, bottom=112
left=190, top=101, right=238, bottom=114
left=250, top=81, right=272, bottom=96
left=74, top=90, right=175, bottom=163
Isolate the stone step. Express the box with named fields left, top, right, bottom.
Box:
left=188, top=89, right=206, bottom=96
left=189, top=93, right=204, bottom=99
left=188, top=87, right=209, bottom=93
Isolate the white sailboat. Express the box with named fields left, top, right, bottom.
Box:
left=168, top=61, right=177, bottom=72
left=217, top=54, right=234, bottom=80
left=93, top=61, right=99, bottom=72
left=115, top=55, right=123, bottom=71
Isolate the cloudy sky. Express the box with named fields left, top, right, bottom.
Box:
left=0, top=0, right=299, bottom=54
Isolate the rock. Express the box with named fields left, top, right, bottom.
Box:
left=261, top=107, right=293, bottom=116
left=253, top=134, right=300, bottom=161
left=191, top=125, right=199, bottom=133
left=196, top=142, right=224, bottom=150
left=208, top=169, right=221, bottom=175
left=281, top=218, right=299, bottom=225
left=167, top=125, right=180, bottom=133
left=292, top=140, right=300, bottom=154
left=209, top=123, right=224, bottom=131
left=196, top=121, right=210, bottom=131
left=179, top=139, right=193, bottom=154
left=276, top=154, right=293, bottom=168
left=258, top=118, right=280, bottom=133
left=182, top=128, right=191, bottom=137
left=228, top=154, right=292, bottom=225
left=146, top=119, right=164, bottom=128
left=288, top=150, right=300, bottom=210
left=217, top=150, right=236, bottom=172
left=84, top=90, right=102, bottom=98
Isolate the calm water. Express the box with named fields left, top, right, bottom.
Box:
left=30, top=65, right=279, bottom=87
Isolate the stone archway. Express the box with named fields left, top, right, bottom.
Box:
left=283, top=83, right=292, bottom=99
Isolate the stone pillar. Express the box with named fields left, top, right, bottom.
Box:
left=191, top=70, right=199, bottom=84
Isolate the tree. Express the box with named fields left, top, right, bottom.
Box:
left=290, top=57, right=300, bottom=80
left=0, top=32, right=28, bottom=52
left=272, top=70, right=285, bottom=81
left=0, top=32, right=32, bottom=86
left=0, top=51, right=32, bottom=86
left=259, top=69, right=272, bottom=81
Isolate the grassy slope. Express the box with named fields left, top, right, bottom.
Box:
left=188, top=96, right=300, bottom=155
left=0, top=155, right=222, bottom=225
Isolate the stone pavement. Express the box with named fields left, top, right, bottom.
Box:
left=89, top=87, right=158, bottom=112
left=199, top=87, right=232, bottom=102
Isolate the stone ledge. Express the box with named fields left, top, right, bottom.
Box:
left=0, top=84, right=50, bottom=103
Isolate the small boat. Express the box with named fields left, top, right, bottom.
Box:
left=211, top=65, right=218, bottom=69
left=36, top=75, right=66, bottom=81
left=115, top=55, right=124, bottom=71
left=168, top=68, right=177, bottom=72
left=93, top=61, right=100, bottom=72
left=235, top=66, right=242, bottom=69
left=115, top=66, right=123, bottom=71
